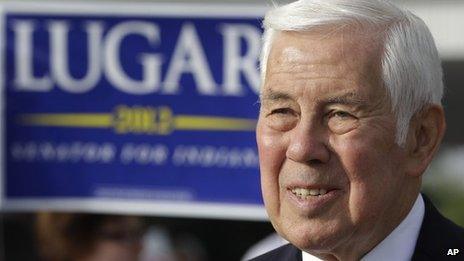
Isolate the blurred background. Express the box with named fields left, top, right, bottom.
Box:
left=0, top=0, right=463, bottom=260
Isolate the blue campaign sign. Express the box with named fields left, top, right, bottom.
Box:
left=0, top=2, right=267, bottom=220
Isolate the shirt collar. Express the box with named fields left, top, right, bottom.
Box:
left=302, top=194, right=425, bottom=261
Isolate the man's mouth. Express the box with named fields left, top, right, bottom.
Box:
left=290, top=188, right=329, bottom=199
left=286, top=185, right=342, bottom=212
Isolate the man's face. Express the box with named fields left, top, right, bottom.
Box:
left=257, top=31, right=413, bottom=254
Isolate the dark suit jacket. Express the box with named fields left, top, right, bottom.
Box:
left=250, top=196, right=464, bottom=260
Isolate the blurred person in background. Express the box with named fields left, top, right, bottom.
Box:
left=253, top=0, right=464, bottom=260
left=241, top=233, right=287, bottom=261
left=36, top=213, right=206, bottom=261
left=140, top=225, right=206, bottom=261
left=36, top=213, right=144, bottom=261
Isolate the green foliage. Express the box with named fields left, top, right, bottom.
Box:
left=423, top=183, right=464, bottom=227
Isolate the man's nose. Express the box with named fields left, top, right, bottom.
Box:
left=286, top=121, right=330, bottom=164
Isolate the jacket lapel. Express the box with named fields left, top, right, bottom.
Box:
left=411, top=194, right=464, bottom=260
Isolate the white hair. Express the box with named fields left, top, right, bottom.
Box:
left=261, top=0, right=444, bottom=145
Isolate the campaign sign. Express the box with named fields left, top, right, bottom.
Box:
left=0, top=3, right=267, bottom=220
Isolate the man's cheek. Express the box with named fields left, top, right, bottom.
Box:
left=257, top=131, right=288, bottom=173
left=334, top=140, right=393, bottom=220
left=331, top=135, right=380, bottom=174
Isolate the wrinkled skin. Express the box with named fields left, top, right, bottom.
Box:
left=256, top=30, right=443, bottom=260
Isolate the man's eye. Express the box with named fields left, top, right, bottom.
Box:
left=270, top=108, right=293, bottom=115
left=332, top=111, right=352, bottom=119
left=263, top=107, right=298, bottom=131
left=327, top=110, right=359, bottom=134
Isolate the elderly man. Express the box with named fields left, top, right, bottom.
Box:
left=253, top=0, right=464, bottom=260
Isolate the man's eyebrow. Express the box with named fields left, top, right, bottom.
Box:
left=259, top=90, right=367, bottom=106
left=324, top=92, right=366, bottom=106
left=259, top=90, right=294, bottom=103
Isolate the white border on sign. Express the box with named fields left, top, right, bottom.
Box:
left=1, top=1, right=268, bottom=18
left=0, top=1, right=268, bottom=220
left=3, top=199, right=269, bottom=221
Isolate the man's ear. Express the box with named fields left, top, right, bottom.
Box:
left=405, top=105, right=446, bottom=177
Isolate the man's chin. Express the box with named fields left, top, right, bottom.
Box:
left=277, top=221, right=346, bottom=254
left=287, top=234, right=335, bottom=252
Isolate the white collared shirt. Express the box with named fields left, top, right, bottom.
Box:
left=302, top=194, right=425, bottom=261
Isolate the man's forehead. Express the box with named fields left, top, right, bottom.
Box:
left=270, top=30, right=383, bottom=63
left=260, top=88, right=368, bottom=106
left=270, top=31, right=342, bottom=64
left=264, top=30, right=384, bottom=98
left=280, top=47, right=306, bottom=63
